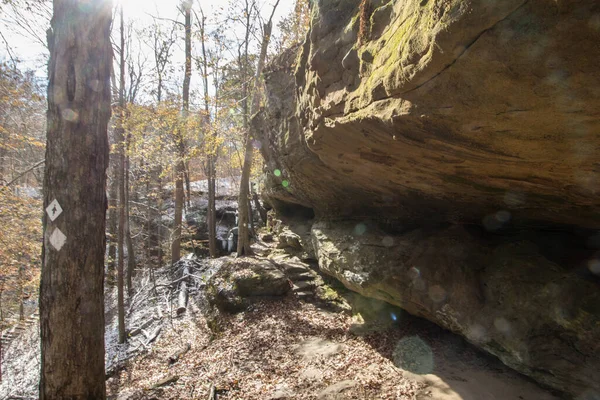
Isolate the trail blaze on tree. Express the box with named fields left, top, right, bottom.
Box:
left=39, top=0, right=112, bottom=398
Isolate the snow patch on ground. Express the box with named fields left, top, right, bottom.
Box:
left=0, top=256, right=217, bottom=399
left=0, top=320, right=40, bottom=399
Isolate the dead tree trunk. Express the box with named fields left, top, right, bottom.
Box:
left=40, top=0, right=112, bottom=397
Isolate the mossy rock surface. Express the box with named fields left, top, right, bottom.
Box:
left=206, top=258, right=291, bottom=313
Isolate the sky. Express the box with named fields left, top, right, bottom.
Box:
left=0, top=0, right=296, bottom=80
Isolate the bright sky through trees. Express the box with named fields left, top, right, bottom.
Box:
left=0, top=0, right=295, bottom=73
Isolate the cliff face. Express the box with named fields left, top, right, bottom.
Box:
left=255, top=0, right=600, bottom=396
left=258, top=0, right=600, bottom=227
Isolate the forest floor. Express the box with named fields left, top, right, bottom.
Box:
left=103, top=247, right=561, bottom=400
left=104, top=292, right=561, bottom=400
left=1, top=242, right=562, bottom=400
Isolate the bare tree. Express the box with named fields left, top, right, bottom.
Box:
left=195, top=7, right=218, bottom=258
left=237, top=0, right=280, bottom=256
left=171, top=0, right=193, bottom=265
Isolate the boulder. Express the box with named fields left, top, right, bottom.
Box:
left=206, top=258, right=291, bottom=313
left=277, top=229, right=303, bottom=250
left=311, top=221, right=600, bottom=397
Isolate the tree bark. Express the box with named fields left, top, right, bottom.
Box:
left=39, top=0, right=112, bottom=398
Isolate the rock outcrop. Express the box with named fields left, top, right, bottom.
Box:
left=206, top=258, right=290, bottom=313
left=255, top=0, right=600, bottom=397
left=311, top=221, right=600, bottom=396
left=256, top=0, right=600, bottom=228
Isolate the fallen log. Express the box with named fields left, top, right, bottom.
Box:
left=167, top=343, right=191, bottom=364
left=145, top=326, right=161, bottom=346
left=177, top=264, right=190, bottom=315
left=128, top=317, right=155, bottom=337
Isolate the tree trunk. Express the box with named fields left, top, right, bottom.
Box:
left=157, top=175, right=163, bottom=267
left=184, top=160, right=191, bottom=209
left=125, top=146, right=135, bottom=297
left=237, top=11, right=278, bottom=256
left=116, top=4, right=126, bottom=345
left=107, top=162, right=118, bottom=283
left=253, top=190, right=267, bottom=224
left=198, top=10, right=217, bottom=258
left=236, top=143, right=253, bottom=255
left=172, top=0, right=192, bottom=264
left=236, top=0, right=253, bottom=257
left=171, top=161, right=184, bottom=265
left=40, top=0, right=112, bottom=398
left=207, top=159, right=217, bottom=257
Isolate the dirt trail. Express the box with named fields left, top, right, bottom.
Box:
left=106, top=286, right=560, bottom=400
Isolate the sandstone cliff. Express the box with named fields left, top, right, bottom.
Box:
left=255, top=0, right=600, bottom=397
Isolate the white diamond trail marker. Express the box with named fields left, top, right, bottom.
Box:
left=46, top=199, right=63, bottom=221
left=49, top=228, right=67, bottom=251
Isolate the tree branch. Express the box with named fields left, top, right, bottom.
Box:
left=5, top=160, right=45, bottom=187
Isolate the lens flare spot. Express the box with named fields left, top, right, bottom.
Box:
left=382, top=236, right=394, bottom=247
left=407, top=266, right=421, bottom=281
left=281, top=180, right=290, bottom=188
left=274, top=169, right=281, bottom=177
left=495, top=210, right=511, bottom=223
left=62, top=108, right=79, bottom=122
left=588, top=259, right=600, bottom=275
left=390, top=312, right=398, bottom=322
left=483, top=212, right=510, bottom=232
left=494, top=317, right=511, bottom=335
left=467, top=324, right=487, bottom=342
left=392, top=336, right=434, bottom=375
left=354, top=223, right=367, bottom=235
left=428, top=285, right=447, bottom=303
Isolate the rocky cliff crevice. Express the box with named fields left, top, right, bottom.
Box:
left=255, top=0, right=600, bottom=397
